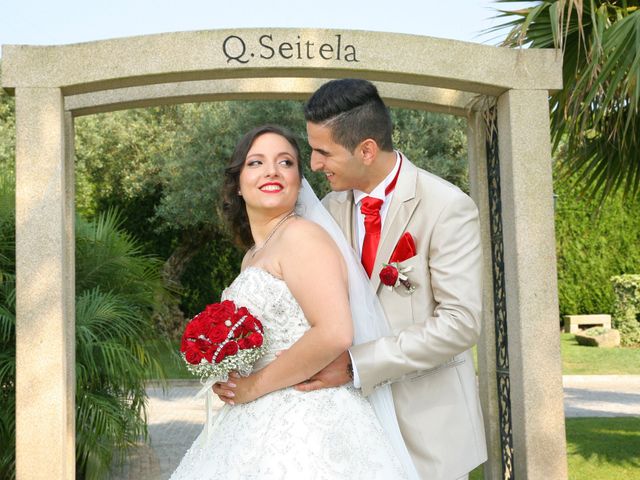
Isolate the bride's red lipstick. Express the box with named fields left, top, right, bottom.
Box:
left=259, top=182, right=284, bottom=193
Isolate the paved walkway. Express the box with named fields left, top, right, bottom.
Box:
left=563, top=375, right=640, bottom=417
left=109, top=375, right=640, bottom=479
left=109, top=380, right=223, bottom=480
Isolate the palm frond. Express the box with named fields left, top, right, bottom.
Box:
left=76, top=288, right=143, bottom=341
left=76, top=388, right=147, bottom=480
left=0, top=351, right=15, bottom=389
left=0, top=297, right=15, bottom=345
left=0, top=389, right=16, bottom=480
left=492, top=0, right=640, bottom=204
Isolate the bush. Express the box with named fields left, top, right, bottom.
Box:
left=583, top=326, right=613, bottom=336
left=611, top=274, right=640, bottom=346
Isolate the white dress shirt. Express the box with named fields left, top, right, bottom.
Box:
left=349, top=152, right=402, bottom=387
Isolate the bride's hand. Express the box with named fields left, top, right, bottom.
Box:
left=213, top=372, right=263, bottom=405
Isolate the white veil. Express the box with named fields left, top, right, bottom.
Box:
left=297, top=179, right=420, bottom=480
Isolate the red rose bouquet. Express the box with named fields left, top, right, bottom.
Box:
left=180, top=299, right=267, bottom=382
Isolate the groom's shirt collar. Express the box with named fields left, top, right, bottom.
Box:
left=353, top=151, right=402, bottom=254
left=353, top=151, right=401, bottom=205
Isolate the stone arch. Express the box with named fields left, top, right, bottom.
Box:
left=1, top=28, right=566, bottom=479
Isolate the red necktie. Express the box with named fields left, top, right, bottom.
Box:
left=360, top=157, right=402, bottom=277
left=360, top=197, right=384, bottom=277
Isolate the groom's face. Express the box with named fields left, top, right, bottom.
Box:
left=306, top=122, right=369, bottom=192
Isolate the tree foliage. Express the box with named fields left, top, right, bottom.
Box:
left=0, top=82, right=15, bottom=178
left=74, top=105, right=186, bottom=219
left=75, top=101, right=312, bottom=324
left=392, top=108, right=469, bottom=192
left=492, top=0, right=640, bottom=203
left=151, top=101, right=310, bottom=231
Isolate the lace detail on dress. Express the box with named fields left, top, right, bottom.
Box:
left=171, top=267, right=407, bottom=480
left=222, top=267, right=309, bottom=367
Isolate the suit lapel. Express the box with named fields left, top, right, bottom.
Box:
left=370, top=156, right=420, bottom=291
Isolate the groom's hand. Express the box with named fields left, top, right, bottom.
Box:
left=294, top=351, right=352, bottom=392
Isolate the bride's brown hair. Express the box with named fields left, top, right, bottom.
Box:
left=222, top=125, right=303, bottom=249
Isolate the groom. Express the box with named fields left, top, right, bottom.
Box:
left=299, top=78, right=487, bottom=480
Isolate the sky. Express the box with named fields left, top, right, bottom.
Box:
left=0, top=0, right=524, bottom=57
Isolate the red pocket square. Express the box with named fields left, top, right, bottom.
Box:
left=389, top=232, right=416, bottom=263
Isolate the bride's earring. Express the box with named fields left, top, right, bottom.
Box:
left=237, top=190, right=242, bottom=196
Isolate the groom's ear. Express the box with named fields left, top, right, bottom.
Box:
left=358, top=138, right=379, bottom=166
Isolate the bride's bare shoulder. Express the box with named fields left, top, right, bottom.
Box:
left=281, top=217, right=339, bottom=257
left=277, top=216, right=346, bottom=282
left=280, top=216, right=336, bottom=250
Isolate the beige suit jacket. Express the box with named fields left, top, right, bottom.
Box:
left=323, top=156, right=487, bottom=480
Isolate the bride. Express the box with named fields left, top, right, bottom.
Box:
left=170, top=125, right=417, bottom=479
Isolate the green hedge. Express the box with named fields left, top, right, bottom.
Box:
left=554, top=177, right=640, bottom=317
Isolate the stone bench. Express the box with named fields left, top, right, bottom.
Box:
left=563, top=314, right=612, bottom=334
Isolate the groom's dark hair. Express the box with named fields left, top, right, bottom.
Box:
left=304, top=78, right=394, bottom=153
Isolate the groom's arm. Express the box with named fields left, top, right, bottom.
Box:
left=350, top=193, right=482, bottom=396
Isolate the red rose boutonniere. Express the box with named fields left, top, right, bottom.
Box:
left=379, top=232, right=417, bottom=294
left=380, top=262, right=416, bottom=293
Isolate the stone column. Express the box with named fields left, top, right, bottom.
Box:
left=467, top=110, right=502, bottom=480
left=14, top=88, right=75, bottom=479
left=496, top=89, right=568, bottom=479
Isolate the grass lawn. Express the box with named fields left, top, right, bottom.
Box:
left=561, top=333, right=640, bottom=375
left=472, top=334, right=640, bottom=375
left=470, top=417, right=640, bottom=479
left=565, top=417, right=640, bottom=478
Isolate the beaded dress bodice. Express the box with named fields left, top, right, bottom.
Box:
left=222, top=267, right=308, bottom=370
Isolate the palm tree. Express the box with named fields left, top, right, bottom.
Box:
left=489, top=0, right=640, bottom=203
left=74, top=210, right=170, bottom=479
left=0, top=174, right=171, bottom=479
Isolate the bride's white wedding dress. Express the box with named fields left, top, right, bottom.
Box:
left=170, top=266, right=407, bottom=479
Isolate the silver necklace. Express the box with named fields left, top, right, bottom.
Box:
left=249, top=211, right=297, bottom=258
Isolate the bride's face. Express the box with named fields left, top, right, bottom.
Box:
left=239, top=132, right=301, bottom=214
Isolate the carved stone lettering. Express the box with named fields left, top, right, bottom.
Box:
left=223, top=33, right=360, bottom=64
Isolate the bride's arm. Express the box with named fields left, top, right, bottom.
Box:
left=216, top=219, right=353, bottom=404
